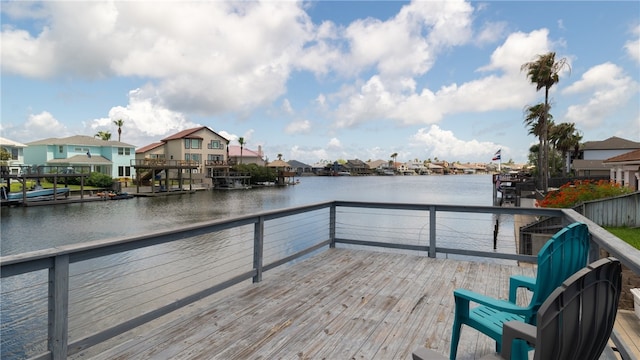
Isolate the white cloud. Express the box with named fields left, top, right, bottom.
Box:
left=11, top=111, right=70, bottom=142
left=2, top=1, right=314, bottom=114
left=327, top=137, right=342, bottom=149
left=85, top=87, right=200, bottom=146
left=625, top=25, right=640, bottom=63
left=333, top=29, right=549, bottom=128
left=562, top=63, right=639, bottom=128
left=411, top=124, right=503, bottom=160
left=475, top=21, right=507, bottom=45
left=281, top=99, right=294, bottom=115
left=285, top=120, right=311, bottom=134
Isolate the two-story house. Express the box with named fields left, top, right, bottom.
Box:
left=136, top=126, right=230, bottom=184
left=23, top=135, right=136, bottom=180
left=571, top=136, right=640, bottom=177
left=0, top=137, right=27, bottom=176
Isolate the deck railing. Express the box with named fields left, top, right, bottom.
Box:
left=1, top=202, right=638, bottom=360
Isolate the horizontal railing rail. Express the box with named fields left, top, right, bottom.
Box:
left=1, top=201, right=638, bottom=360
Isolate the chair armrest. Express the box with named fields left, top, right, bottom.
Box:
left=508, top=275, right=535, bottom=303
left=453, top=289, right=529, bottom=315
left=501, top=320, right=536, bottom=360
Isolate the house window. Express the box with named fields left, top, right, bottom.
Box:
left=208, top=140, right=224, bottom=149
left=59, top=146, right=64, bottom=153
left=208, top=154, right=223, bottom=161
left=10, top=148, right=18, bottom=160
left=118, top=166, right=132, bottom=177
left=118, top=147, right=131, bottom=155
left=185, top=153, right=202, bottom=162
left=185, top=139, right=202, bottom=149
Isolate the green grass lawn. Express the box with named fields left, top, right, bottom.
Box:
left=2, top=180, right=102, bottom=192
left=605, top=227, right=640, bottom=250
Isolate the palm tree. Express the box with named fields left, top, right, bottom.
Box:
left=238, top=137, right=245, bottom=165
left=523, top=103, right=553, bottom=182
left=95, top=131, right=111, bottom=141
left=390, top=153, right=398, bottom=169
left=521, top=52, right=570, bottom=191
left=550, top=122, right=581, bottom=176
left=277, top=153, right=283, bottom=161
left=113, top=119, right=124, bottom=142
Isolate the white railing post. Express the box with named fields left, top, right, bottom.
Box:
left=49, top=254, right=69, bottom=359
left=253, top=216, right=264, bottom=283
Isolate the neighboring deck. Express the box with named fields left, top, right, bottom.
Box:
left=84, top=249, right=538, bottom=360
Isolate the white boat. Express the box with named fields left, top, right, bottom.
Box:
left=2, top=186, right=70, bottom=201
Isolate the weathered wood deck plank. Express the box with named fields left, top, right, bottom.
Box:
left=86, top=249, right=538, bottom=360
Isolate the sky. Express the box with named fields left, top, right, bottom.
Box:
left=1, top=1, right=639, bottom=166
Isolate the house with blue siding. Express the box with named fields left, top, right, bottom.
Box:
left=0, top=137, right=27, bottom=176
left=23, top=135, right=136, bottom=180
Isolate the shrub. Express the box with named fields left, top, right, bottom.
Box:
left=86, top=172, right=114, bottom=188
left=537, top=179, right=633, bottom=208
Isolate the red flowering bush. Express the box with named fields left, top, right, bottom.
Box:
left=537, top=179, right=632, bottom=208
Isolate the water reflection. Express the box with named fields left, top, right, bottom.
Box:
left=2, top=175, right=501, bottom=359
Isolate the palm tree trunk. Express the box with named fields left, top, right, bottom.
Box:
left=542, top=88, right=550, bottom=191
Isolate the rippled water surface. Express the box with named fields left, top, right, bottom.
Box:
left=2, top=175, right=494, bottom=255
left=1, top=175, right=506, bottom=358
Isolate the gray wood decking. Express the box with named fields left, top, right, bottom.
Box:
left=85, top=248, right=537, bottom=360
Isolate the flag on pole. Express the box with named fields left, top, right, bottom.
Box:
left=492, top=149, right=501, bottom=161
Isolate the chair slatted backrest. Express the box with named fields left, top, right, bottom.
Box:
left=527, top=222, right=590, bottom=322
left=534, top=257, right=622, bottom=360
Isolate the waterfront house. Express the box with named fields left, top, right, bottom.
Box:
left=287, top=160, right=313, bottom=175
left=228, top=145, right=266, bottom=166
left=23, top=135, right=136, bottom=180
left=366, top=159, right=389, bottom=175
left=136, top=126, right=230, bottom=186
left=345, top=159, right=370, bottom=175
left=0, top=137, right=27, bottom=176
left=603, top=149, right=640, bottom=191
left=572, top=136, right=640, bottom=177
left=406, top=160, right=429, bottom=175
left=426, top=162, right=444, bottom=175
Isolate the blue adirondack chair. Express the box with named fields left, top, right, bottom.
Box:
left=449, top=222, right=590, bottom=360
left=413, top=257, right=621, bottom=360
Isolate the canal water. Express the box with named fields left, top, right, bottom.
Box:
left=1, top=175, right=510, bottom=359
left=1, top=175, right=496, bottom=255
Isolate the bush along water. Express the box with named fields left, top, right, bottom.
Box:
left=537, top=179, right=633, bottom=208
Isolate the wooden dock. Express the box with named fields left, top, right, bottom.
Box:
left=82, top=249, right=539, bottom=360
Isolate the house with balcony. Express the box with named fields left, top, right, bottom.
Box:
left=0, top=137, right=27, bottom=176
left=135, top=126, right=231, bottom=187
left=571, top=136, right=640, bottom=177
left=23, top=135, right=136, bottom=180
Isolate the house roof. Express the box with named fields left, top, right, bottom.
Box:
left=267, top=160, right=291, bottom=168
left=228, top=145, right=262, bottom=157
left=582, top=136, right=640, bottom=151
left=366, top=160, right=387, bottom=169
left=0, top=137, right=27, bottom=148
left=603, top=149, right=640, bottom=163
left=161, top=126, right=228, bottom=142
left=47, top=154, right=111, bottom=164
left=26, top=135, right=135, bottom=147
left=287, top=160, right=312, bottom=168
left=136, top=142, right=165, bottom=154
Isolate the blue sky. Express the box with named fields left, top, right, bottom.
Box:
left=1, top=1, right=639, bottom=165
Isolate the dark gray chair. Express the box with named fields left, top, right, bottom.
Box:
left=413, top=257, right=622, bottom=360
left=501, top=257, right=622, bottom=360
